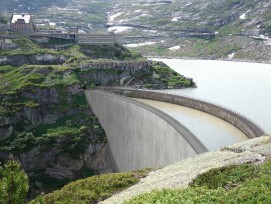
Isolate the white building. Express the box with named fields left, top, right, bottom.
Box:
left=10, top=14, right=35, bottom=33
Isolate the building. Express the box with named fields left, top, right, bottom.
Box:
left=76, top=34, right=123, bottom=46
left=10, top=14, right=35, bottom=33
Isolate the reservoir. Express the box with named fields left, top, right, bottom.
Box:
left=133, top=98, right=248, bottom=151
left=150, top=59, right=271, bottom=134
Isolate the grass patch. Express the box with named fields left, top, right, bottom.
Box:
left=31, top=169, right=151, bottom=204
left=151, top=64, right=193, bottom=87
left=126, top=159, right=271, bottom=204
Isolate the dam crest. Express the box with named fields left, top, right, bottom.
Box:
left=85, top=88, right=265, bottom=172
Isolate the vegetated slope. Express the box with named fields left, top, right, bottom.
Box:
left=1, top=0, right=270, bottom=62
left=0, top=38, right=192, bottom=198
left=30, top=169, right=150, bottom=204
left=127, top=160, right=271, bottom=203
left=110, top=0, right=271, bottom=62
left=0, top=0, right=111, bottom=31
left=30, top=136, right=271, bottom=204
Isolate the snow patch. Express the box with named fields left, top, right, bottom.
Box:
left=108, top=12, right=123, bottom=23
left=168, top=45, right=180, bottom=51
left=240, top=9, right=251, bottom=20
left=140, top=13, right=148, bottom=17
left=143, top=3, right=168, bottom=6
left=228, top=53, right=235, bottom=59
left=171, top=17, right=179, bottom=22
left=55, top=7, right=79, bottom=11
left=108, top=26, right=133, bottom=34
left=266, top=40, right=271, bottom=46
left=49, top=22, right=56, bottom=26
left=251, top=34, right=269, bottom=40
left=125, top=42, right=157, bottom=48
left=184, top=3, right=192, bottom=7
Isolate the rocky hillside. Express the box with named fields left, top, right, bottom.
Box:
left=109, top=0, right=271, bottom=62
left=0, top=0, right=110, bottom=31
left=0, top=38, right=193, bottom=197
left=1, top=0, right=270, bottom=62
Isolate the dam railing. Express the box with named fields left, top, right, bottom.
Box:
left=98, top=87, right=265, bottom=139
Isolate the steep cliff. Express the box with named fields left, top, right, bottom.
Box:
left=0, top=38, right=193, bottom=196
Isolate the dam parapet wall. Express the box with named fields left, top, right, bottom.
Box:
left=99, top=87, right=265, bottom=139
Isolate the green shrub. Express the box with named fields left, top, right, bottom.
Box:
left=31, top=170, right=150, bottom=204
left=0, top=158, right=29, bottom=204
left=126, top=160, right=271, bottom=204
left=190, top=164, right=259, bottom=189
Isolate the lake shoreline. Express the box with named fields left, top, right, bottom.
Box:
left=149, top=59, right=271, bottom=133
left=145, top=55, right=271, bottom=65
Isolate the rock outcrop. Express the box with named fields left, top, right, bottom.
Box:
left=0, top=54, right=66, bottom=66
left=102, top=135, right=271, bottom=204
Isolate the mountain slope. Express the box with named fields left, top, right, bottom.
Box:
left=1, top=0, right=270, bottom=62
left=109, top=0, right=271, bottom=62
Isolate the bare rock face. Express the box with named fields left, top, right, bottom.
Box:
left=21, top=87, right=61, bottom=103
left=84, top=144, right=110, bottom=172
left=0, top=117, right=13, bottom=141
left=45, top=167, right=75, bottom=180
left=20, top=146, right=61, bottom=172
left=58, top=155, right=84, bottom=172
left=22, top=107, right=43, bottom=129
left=0, top=125, right=13, bottom=141
left=19, top=143, right=109, bottom=182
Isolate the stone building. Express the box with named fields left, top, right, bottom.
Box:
left=10, top=14, right=36, bottom=33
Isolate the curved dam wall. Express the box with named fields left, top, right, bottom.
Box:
left=85, top=90, right=207, bottom=172
left=101, top=88, right=265, bottom=139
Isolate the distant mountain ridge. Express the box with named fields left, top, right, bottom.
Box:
left=0, top=0, right=270, bottom=62
left=109, top=0, right=271, bottom=62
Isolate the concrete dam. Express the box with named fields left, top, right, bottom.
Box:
left=85, top=88, right=265, bottom=172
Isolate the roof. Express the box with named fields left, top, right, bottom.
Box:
left=11, top=14, right=31, bottom=24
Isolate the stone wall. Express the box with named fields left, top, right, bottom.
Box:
left=80, top=60, right=165, bottom=74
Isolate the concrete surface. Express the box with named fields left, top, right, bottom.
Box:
left=85, top=90, right=207, bottom=172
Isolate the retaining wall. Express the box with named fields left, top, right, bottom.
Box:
left=79, top=60, right=166, bottom=73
